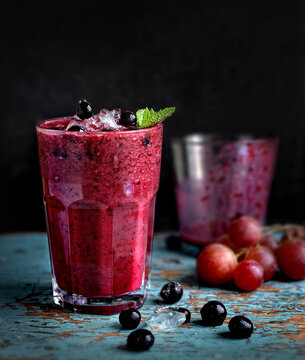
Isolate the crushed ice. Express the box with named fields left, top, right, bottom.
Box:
left=146, top=307, right=186, bottom=331
left=66, top=108, right=126, bottom=132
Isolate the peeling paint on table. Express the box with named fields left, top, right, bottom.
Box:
left=0, top=232, right=305, bottom=360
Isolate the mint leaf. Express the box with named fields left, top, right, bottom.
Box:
left=136, top=107, right=175, bottom=128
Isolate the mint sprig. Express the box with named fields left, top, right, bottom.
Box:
left=136, top=107, right=175, bottom=128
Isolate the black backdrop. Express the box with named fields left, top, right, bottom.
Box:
left=1, top=0, right=305, bottom=233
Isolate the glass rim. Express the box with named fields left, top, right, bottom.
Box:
left=36, top=116, right=163, bottom=136
left=171, top=132, right=279, bottom=145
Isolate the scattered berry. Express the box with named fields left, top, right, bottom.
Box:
left=166, top=234, right=182, bottom=251
left=233, top=260, right=264, bottom=291
left=77, top=99, right=93, bottom=119
left=119, top=308, right=141, bottom=329
left=229, top=216, right=261, bottom=248
left=67, top=125, right=85, bottom=132
left=276, top=239, right=305, bottom=280
left=159, top=282, right=183, bottom=304
left=200, top=301, right=227, bottom=326
left=120, top=111, right=137, bottom=126
left=197, top=244, right=237, bottom=285
left=127, top=329, right=154, bottom=351
left=176, top=307, right=191, bottom=323
left=229, top=316, right=253, bottom=338
left=260, top=235, right=279, bottom=252
left=245, top=245, right=277, bottom=281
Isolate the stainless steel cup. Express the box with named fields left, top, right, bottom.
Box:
left=171, top=134, right=278, bottom=246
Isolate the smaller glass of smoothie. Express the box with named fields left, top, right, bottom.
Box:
left=171, top=134, right=278, bottom=247
left=36, top=101, right=175, bottom=314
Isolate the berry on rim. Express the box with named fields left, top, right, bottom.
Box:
left=120, top=111, right=137, bottom=127
left=77, top=99, right=93, bottom=119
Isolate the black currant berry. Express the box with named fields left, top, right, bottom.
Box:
left=119, top=308, right=141, bottom=329
left=67, top=125, right=85, bottom=132
left=159, top=282, right=183, bottom=304
left=228, top=316, right=253, bottom=338
left=166, top=234, right=182, bottom=251
left=127, top=329, right=154, bottom=351
left=200, top=301, right=227, bottom=326
left=176, top=307, right=191, bottom=323
left=120, top=111, right=137, bottom=126
left=77, top=99, right=93, bottom=119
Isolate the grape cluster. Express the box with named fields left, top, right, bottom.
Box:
left=197, top=216, right=305, bottom=291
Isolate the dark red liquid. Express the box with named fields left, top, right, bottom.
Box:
left=175, top=138, right=278, bottom=246
left=37, top=118, right=163, bottom=297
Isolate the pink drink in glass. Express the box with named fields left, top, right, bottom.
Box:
left=37, top=117, right=163, bottom=314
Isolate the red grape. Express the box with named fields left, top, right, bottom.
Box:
left=229, top=216, right=261, bottom=248
left=197, top=244, right=237, bottom=285
left=216, top=234, right=243, bottom=253
left=260, top=235, right=279, bottom=252
left=245, top=245, right=277, bottom=281
left=233, top=260, right=264, bottom=291
left=276, top=239, right=305, bottom=280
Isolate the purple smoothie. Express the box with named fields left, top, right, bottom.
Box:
left=37, top=117, right=163, bottom=314
left=172, top=136, right=278, bottom=246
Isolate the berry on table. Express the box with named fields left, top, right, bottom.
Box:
left=245, top=245, right=277, bottom=281
left=159, top=281, right=183, bottom=304
left=229, top=216, right=261, bottom=248
left=197, top=244, right=237, bottom=285
left=200, top=301, right=227, bottom=326
left=233, top=260, right=264, bottom=291
left=260, top=235, right=279, bottom=252
left=276, top=239, right=305, bottom=280
left=216, top=234, right=243, bottom=253
left=127, top=329, right=154, bottom=351
left=119, top=308, right=141, bottom=329
left=176, top=307, right=191, bottom=323
left=166, top=234, right=182, bottom=251
left=228, top=316, right=254, bottom=338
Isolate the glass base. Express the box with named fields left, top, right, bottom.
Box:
left=52, top=281, right=147, bottom=315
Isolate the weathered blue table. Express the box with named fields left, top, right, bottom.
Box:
left=0, top=232, right=305, bottom=360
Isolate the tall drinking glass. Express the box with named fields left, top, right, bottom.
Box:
left=36, top=117, right=163, bottom=314
left=171, top=134, right=278, bottom=246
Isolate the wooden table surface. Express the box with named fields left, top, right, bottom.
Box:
left=0, top=232, right=305, bottom=360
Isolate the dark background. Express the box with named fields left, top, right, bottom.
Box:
left=1, top=0, right=305, bottom=233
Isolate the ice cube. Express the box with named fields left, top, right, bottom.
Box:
left=66, top=116, right=83, bottom=131
left=146, top=308, right=186, bottom=331
left=91, top=109, right=124, bottom=131
left=111, top=108, right=121, bottom=121
left=66, top=109, right=126, bottom=132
